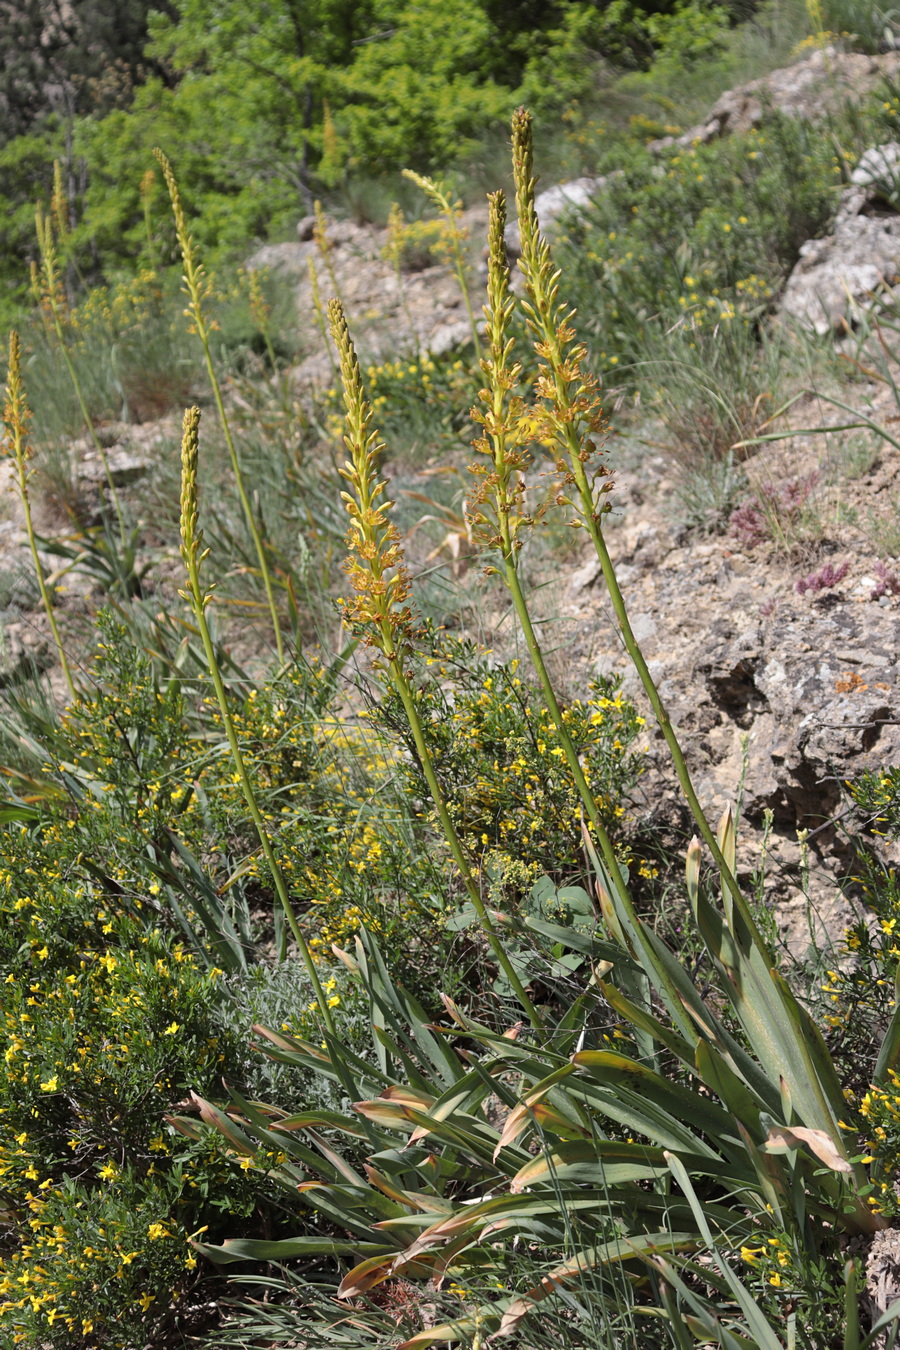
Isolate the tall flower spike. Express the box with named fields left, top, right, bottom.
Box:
left=156, top=145, right=285, bottom=663
left=510, top=107, right=611, bottom=526
left=176, top=404, right=337, bottom=1035
left=511, top=108, right=763, bottom=944
left=328, top=297, right=544, bottom=1034
left=34, top=204, right=66, bottom=320
left=468, top=189, right=531, bottom=559
left=179, top=407, right=206, bottom=578
left=153, top=148, right=213, bottom=338
left=328, top=298, right=414, bottom=662
left=467, top=188, right=640, bottom=940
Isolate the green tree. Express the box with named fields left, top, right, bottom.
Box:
left=339, top=0, right=515, bottom=169
left=145, top=0, right=378, bottom=207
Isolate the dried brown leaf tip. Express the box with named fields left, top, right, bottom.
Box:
left=328, top=299, right=415, bottom=660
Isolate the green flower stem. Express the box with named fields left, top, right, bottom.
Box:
left=402, top=171, right=481, bottom=360
left=200, top=338, right=285, bottom=668
left=58, top=340, right=126, bottom=536
left=474, top=189, right=634, bottom=924
left=179, top=406, right=334, bottom=1034
left=551, top=324, right=760, bottom=934
left=4, top=333, right=76, bottom=700
left=328, top=296, right=540, bottom=1032
left=510, top=110, right=759, bottom=940
left=503, top=557, right=629, bottom=884
left=155, top=148, right=285, bottom=667
left=389, top=656, right=544, bottom=1034
left=309, top=256, right=340, bottom=382
left=385, top=208, right=421, bottom=355
left=17, top=434, right=76, bottom=703
left=449, top=243, right=481, bottom=362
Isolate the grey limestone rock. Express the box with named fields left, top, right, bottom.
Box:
left=504, top=176, right=605, bottom=255
left=779, top=188, right=900, bottom=334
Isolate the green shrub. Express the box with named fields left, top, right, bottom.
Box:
left=0, top=836, right=263, bottom=1346
left=560, top=112, right=843, bottom=380
left=373, top=635, right=645, bottom=897
left=323, top=352, right=480, bottom=463
left=0, top=579, right=647, bottom=1345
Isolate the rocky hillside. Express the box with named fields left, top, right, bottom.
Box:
left=7, top=43, right=900, bottom=955
left=246, top=45, right=900, bottom=952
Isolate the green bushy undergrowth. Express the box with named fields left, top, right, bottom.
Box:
left=560, top=110, right=840, bottom=377
left=0, top=606, right=644, bottom=1347
left=0, top=0, right=764, bottom=329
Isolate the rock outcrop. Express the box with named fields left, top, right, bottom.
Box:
left=503, top=175, right=606, bottom=255
left=652, top=47, right=900, bottom=152
left=247, top=207, right=489, bottom=383
left=777, top=141, right=900, bottom=333
left=546, top=415, right=900, bottom=951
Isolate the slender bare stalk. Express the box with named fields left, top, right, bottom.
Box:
left=140, top=168, right=158, bottom=266
left=35, top=204, right=126, bottom=539
left=248, top=269, right=279, bottom=377
left=309, top=255, right=339, bottom=381
left=313, top=202, right=344, bottom=308
left=328, top=297, right=542, bottom=1033
left=3, top=334, right=76, bottom=700
left=383, top=203, right=420, bottom=354
left=402, top=171, right=481, bottom=359
left=178, top=405, right=333, bottom=1029
left=155, top=148, right=285, bottom=666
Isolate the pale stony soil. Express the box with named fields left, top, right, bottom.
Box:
left=560, top=415, right=900, bottom=953
left=5, top=317, right=900, bottom=964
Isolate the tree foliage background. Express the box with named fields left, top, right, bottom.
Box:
left=0, top=0, right=737, bottom=323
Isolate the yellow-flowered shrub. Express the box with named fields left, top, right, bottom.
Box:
left=371, top=634, right=645, bottom=903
